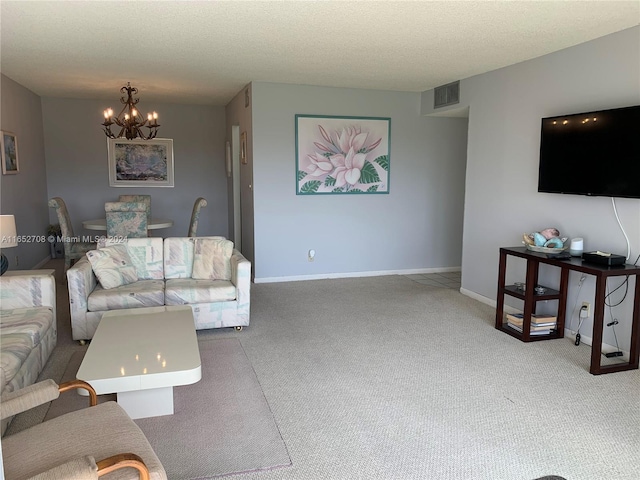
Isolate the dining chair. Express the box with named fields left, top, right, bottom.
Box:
left=48, top=197, right=97, bottom=273
left=105, top=201, right=148, bottom=238
left=188, top=197, right=208, bottom=237
left=1, top=379, right=167, bottom=479
left=118, top=194, right=151, bottom=223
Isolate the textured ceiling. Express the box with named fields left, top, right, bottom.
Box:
left=1, top=1, right=639, bottom=106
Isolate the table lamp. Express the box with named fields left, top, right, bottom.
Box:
left=0, top=215, right=18, bottom=275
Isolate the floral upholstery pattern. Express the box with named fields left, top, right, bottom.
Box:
left=86, top=245, right=138, bottom=290
left=48, top=197, right=97, bottom=272
left=105, top=201, right=148, bottom=238
left=188, top=197, right=208, bottom=237
left=192, top=238, right=233, bottom=280
left=118, top=194, right=151, bottom=223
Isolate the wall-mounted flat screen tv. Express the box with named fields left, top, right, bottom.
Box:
left=538, top=105, right=640, bottom=199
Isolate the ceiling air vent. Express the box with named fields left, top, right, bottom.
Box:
left=434, top=81, right=460, bottom=108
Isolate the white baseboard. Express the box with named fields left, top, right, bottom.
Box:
left=458, top=288, right=629, bottom=361
left=255, top=266, right=461, bottom=284
left=33, top=255, right=52, bottom=270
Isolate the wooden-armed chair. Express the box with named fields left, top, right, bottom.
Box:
left=188, top=197, right=207, bottom=237
left=1, top=379, right=167, bottom=480
left=105, top=201, right=148, bottom=238
left=48, top=197, right=97, bottom=273
left=118, top=195, right=152, bottom=224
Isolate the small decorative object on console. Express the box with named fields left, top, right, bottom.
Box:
left=522, top=227, right=567, bottom=253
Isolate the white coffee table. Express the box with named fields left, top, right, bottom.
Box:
left=76, top=306, right=201, bottom=419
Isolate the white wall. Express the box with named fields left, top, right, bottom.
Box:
left=41, top=98, right=229, bottom=238
left=0, top=74, right=50, bottom=269
left=250, top=83, right=468, bottom=281
left=426, top=27, right=640, bottom=351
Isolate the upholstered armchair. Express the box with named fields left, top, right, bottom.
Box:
left=105, top=201, right=148, bottom=238
left=1, top=379, right=167, bottom=480
left=188, top=197, right=208, bottom=237
left=118, top=195, right=152, bottom=224
left=48, top=197, right=97, bottom=273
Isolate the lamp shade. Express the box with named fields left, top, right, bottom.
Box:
left=0, top=215, right=18, bottom=247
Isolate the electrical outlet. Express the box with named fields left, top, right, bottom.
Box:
left=581, top=301, right=591, bottom=317
left=308, top=249, right=315, bottom=262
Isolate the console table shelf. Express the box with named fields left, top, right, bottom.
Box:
left=496, top=247, right=640, bottom=375
left=503, top=284, right=561, bottom=300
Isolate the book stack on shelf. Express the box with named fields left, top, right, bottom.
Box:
left=506, top=313, right=557, bottom=335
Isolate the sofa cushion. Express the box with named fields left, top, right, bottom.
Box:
left=86, top=245, right=138, bottom=290
left=0, top=307, right=54, bottom=392
left=165, top=279, right=236, bottom=305
left=192, top=238, right=233, bottom=280
left=164, top=237, right=226, bottom=279
left=98, top=237, right=164, bottom=280
left=87, top=280, right=165, bottom=311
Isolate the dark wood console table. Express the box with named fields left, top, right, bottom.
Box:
left=496, top=246, right=640, bottom=375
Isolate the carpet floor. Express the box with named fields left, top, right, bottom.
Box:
left=4, top=260, right=640, bottom=480
left=45, top=338, right=291, bottom=479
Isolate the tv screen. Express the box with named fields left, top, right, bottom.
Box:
left=538, top=105, right=640, bottom=199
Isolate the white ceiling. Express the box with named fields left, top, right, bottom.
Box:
left=1, top=1, right=639, bottom=106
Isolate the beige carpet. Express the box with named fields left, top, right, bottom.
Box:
left=6, top=261, right=640, bottom=479
left=45, top=338, right=292, bottom=479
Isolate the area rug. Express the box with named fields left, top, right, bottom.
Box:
left=45, top=338, right=292, bottom=479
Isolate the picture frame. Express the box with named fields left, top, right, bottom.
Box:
left=107, top=138, right=174, bottom=187
left=1, top=131, right=19, bottom=175
left=295, top=115, right=391, bottom=195
left=240, top=131, right=247, bottom=165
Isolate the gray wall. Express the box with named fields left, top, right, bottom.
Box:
left=424, top=27, right=640, bottom=351
left=42, top=97, right=228, bottom=239
left=251, top=82, right=468, bottom=280
left=0, top=74, right=50, bottom=269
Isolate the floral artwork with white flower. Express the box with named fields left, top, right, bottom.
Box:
left=296, top=115, right=390, bottom=194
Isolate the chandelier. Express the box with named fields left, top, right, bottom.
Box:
left=101, top=82, right=160, bottom=140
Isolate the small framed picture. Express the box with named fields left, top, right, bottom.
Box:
left=1, top=131, right=19, bottom=175
left=241, top=131, right=248, bottom=164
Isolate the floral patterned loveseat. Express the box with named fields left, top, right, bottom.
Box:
left=66, top=237, right=251, bottom=341
left=0, top=271, right=57, bottom=435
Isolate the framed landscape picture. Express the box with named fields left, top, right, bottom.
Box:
left=296, top=115, right=390, bottom=195
left=1, top=131, right=19, bottom=175
left=108, top=138, right=174, bottom=187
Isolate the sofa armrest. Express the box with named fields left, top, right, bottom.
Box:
left=1, top=379, right=60, bottom=420
left=1, top=379, right=96, bottom=420
left=230, top=249, right=251, bottom=307
left=0, top=271, right=56, bottom=313
left=66, top=257, right=97, bottom=317
left=27, top=455, right=98, bottom=480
